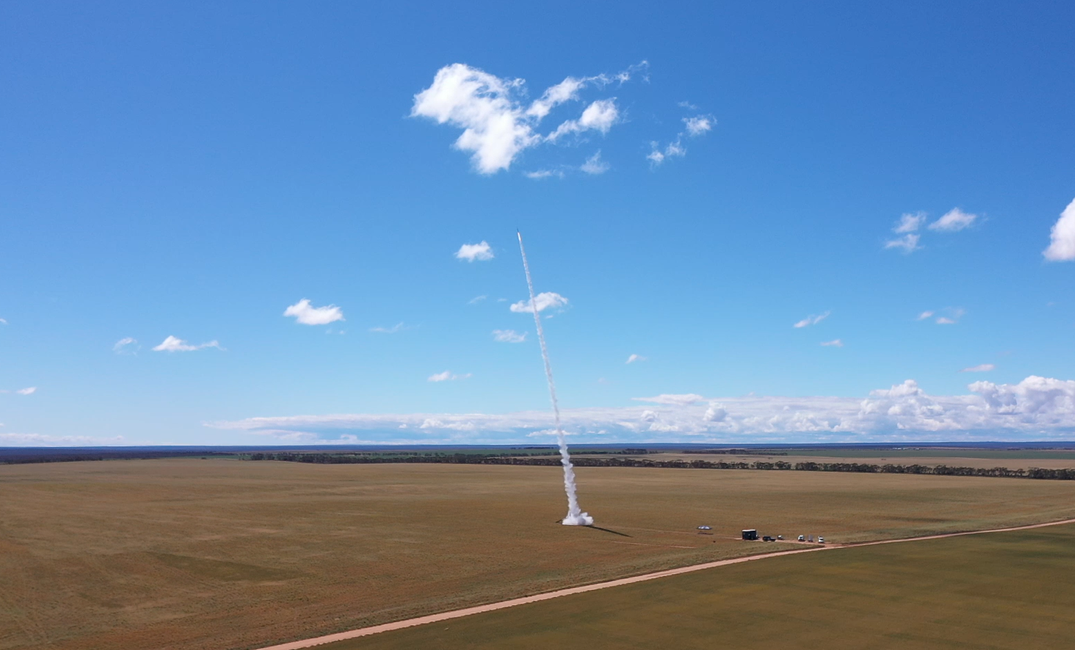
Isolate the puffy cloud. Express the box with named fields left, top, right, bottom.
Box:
left=683, top=115, right=714, bottom=136
left=1043, top=197, right=1075, bottom=262
left=428, top=370, right=471, bottom=382
left=921, top=307, right=964, bottom=325
left=547, top=99, right=620, bottom=141
left=510, top=292, right=568, bottom=314
left=493, top=329, right=526, bottom=343
left=15, top=387, right=36, bottom=395
left=581, top=151, right=609, bottom=175
left=626, top=354, right=647, bottom=364
left=206, top=375, right=1075, bottom=443
left=820, top=339, right=844, bottom=347
left=961, top=364, right=995, bottom=373
left=455, top=241, right=494, bottom=262
left=152, top=336, right=223, bottom=352
left=894, top=212, right=926, bottom=233
left=284, top=299, right=344, bottom=325
left=633, top=393, right=705, bottom=406
left=929, top=208, right=979, bottom=232
left=794, top=311, right=830, bottom=328
left=412, top=62, right=644, bottom=174
left=113, top=337, right=139, bottom=355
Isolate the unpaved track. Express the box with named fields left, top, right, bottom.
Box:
left=256, top=517, right=1075, bottom=650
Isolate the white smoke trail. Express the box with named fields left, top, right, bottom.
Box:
left=517, top=231, right=593, bottom=526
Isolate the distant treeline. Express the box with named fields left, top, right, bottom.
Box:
left=243, top=452, right=1075, bottom=480
left=0, top=450, right=233, bottom=465
left=683, top=449, right=789, bottom=456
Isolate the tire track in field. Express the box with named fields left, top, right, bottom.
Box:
left=255, top=517, right=1075, bottom=650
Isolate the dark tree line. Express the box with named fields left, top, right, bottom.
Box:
left=243, top=452, right=1075, bottom=480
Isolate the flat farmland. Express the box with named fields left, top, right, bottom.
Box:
left=3, top=459, right=1075, bottom=650
left=334, top=523, right=1075, bottom=650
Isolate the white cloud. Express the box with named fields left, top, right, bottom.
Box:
left=683, top=115, right=714, bottom=136
left=493, top=329, right=527, bottom=343
left=793, top=311, right=830, bottom=328
left=113, top=337, right=139, bottom=355
left=152, top=336, right=223, bottom=352
left=1044, top=197, right=1075, bottom=262
left=546, top=99, right=620, bottom=141
left=0, top=318, right=7, bottom=325
left=920, top=307, right=964, bottom=325
left=371, top=323, right=406, bottom=334
left=428, top=370, right=472, bottom=382
left=884, top=233, right=922, bottom=253
left=820, top=339, right=843, bottom=347
left=580, top=151, right=609, bottom=175
left=206, top=375, right=1075, bottom=443
left=15, top=387, right=36, bottom=395
left=929, top=208, right=979, bottom=232
left=468, top=295, right=487, bottom=305
left=961, top=364, right=995, bottom=373
left=0, top=432, right=125, bottom=446
left=524, top=169, right=564, bottom=180
left=510, top=292, right=568, bottom=314
left=626, top=354, right=647, bottom=364
left=284, top=299, right=344, bottom=325
left=647, top=138, right=687, bottom=166
left=455, top=241, right=494, bottom=262
left=894, top=212, right=926, bottom=233
left=917, top=311, right=934, bottom=320
left=632, top=393, right=706, bottom=406
left=412, top=62, right=644, bottom=174
left=936, top=317, right=957, bottom=325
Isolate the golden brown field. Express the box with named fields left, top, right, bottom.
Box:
left=2, top=458, right=1075, bottom=650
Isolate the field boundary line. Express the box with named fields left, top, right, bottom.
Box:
left=254, top=517, right=1075, bottom=650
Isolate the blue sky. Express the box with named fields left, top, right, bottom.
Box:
left=2, top=1, right=1074, bottom=446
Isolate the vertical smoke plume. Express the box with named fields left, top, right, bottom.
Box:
left=517, top=231, right=593, bottom=526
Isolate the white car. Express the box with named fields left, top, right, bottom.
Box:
left=797, top=535, right=805, bottom=542
left=818, top=537, right=825, bottom=544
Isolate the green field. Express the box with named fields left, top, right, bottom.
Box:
left=2, top=458, right=1075, bottom=649
left=336, top=523, right=1075, bottom=649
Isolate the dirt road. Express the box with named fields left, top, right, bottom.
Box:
left=255, top=517, right=1075, bottom=650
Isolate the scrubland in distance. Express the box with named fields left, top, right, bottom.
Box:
left=2, top=459, right=1075, bottom=650
left=334, top=523, right=1075, bottom=650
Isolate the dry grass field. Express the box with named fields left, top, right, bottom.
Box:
left=335, top=523, right=1075, bottom=650
left=2, top=458, right=1075, bottom=650
left=631, top=450, right=1075, bottom=470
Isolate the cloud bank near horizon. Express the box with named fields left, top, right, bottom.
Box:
left=203, top=375, right=1075, bottom=446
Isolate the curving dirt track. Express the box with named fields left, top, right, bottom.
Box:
left=255, top=517, right=1075, bottom=650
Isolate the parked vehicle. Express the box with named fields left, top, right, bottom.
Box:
left=797, top=535, right=805, bottom=542
left=818, top=537, right=825, bottom=544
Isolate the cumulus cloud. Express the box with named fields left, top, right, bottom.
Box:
left=884, top=233, right=921, bottom=253
left=15, top=387, right=36, bottom=395
left=206, top=375, right=1075, bottom=443
left=1043, top=197, right=1075, bottom=262
left=921, top=307, right=964, bottom=325
left=961, top=364, right=995, bottom=373
left=547, top=99, right=620, bottom=141
left=284, top=299, right=344, bottom=325
left=820, top=339, right=844, bottom=347
left=794, top=311, right=830, bottom=328
left=412, top=62, right=645, bottom=174
left=455, top=241, right=494, bottom=262
left=428, top=370, right=472, bottom=382
left=510, top=292, right=568, bottom=314
left=884, top=212, right=926, bottom=253
left=113, top=337, right=139, bottom=355
left=929, top=208, right=979, bottom=232
left=894, top=212, right=926, bottom=234
left=581, top=151, right=609, bottom=175
left=648, top=111, right=715, bottom=166
left=626, top=354, right=647, bottom=364
left=152, top=336, right=223, bottom=352
left=492, top=329, right=526, bottom=343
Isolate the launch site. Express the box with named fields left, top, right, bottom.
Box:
left=3, top=2, right=1075, bottom=649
